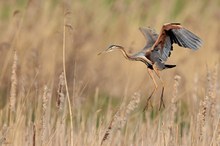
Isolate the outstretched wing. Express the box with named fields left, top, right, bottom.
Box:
left=139, top=27, right=158, bottom=50
left=149, top=23, right=202, bottom=61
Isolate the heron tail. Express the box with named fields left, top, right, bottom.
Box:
left=165, top=64, right=176, bottom=69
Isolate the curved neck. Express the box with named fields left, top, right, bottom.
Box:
left=117, top=47, right=153, bottom=65
left=117, top=47, right=135, bottom=61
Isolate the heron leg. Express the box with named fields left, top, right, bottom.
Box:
left=143, top=68, right=158, bottom=111
left=159, top=87, right=165, bottom=110
left=152, top=66, right=165, bottom=110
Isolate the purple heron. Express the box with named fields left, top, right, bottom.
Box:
left=99, top=23, right=202, bottom=110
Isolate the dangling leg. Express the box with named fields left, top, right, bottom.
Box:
left=153, top=66, right=165, bottom=110
left=159, top=87, right=165, bottom=110
left=143, top=68, right=158, bottom=111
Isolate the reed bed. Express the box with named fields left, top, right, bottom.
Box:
left=0, top=0, right=220, bottom=146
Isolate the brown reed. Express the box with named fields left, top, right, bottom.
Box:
left=101, top=92, right=140, bottom=145
left=210, top=65, right=218, bottom=118
left=41, top=85, right=51, bottom=145
left=62, top=11, right=74, bottom=146
left=167, top=75, right=181, bottom=146
left=56, top=72, right=66, bottom=111
left=33, top=123, right=36, bottom=146
left=198, top=67, right=214, bottom=144
left=0, top=124, right=8, bottom=145
left=9, top=51, right=18, bottom=113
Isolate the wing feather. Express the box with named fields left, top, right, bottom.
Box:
left=139, top=27, right=158, bottom=50
left=148, top=23, right=202, bottom=62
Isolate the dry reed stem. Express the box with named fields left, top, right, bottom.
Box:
left=62, top=9, right=74, bottom=146
left=205, top=66, right=219, bottom=143
left=198, top=68, right=214, bottom=143
left=217, top=116, right=220, bottom=143
left=9, top=51, right=18, bottom=113
left=57, top=72, right=65, bottom=111
left=212, top=64, right=220, bottom=143
left=198, top=96, right=208, bottom=142
left=45, top=72, right=67, bottom=146
left=101, top=92, right=140, bottom=145
left=33, top=123, right=36, bottom=146
left=210, top=65, right=218, bottom=119
left=0, top=124, right=8, bottom=145
left=46, top=116, right=67, bottom=146
left=217, top=127, right=220, bottom=144
left=123, top=92, right=140, bottom=126
left=41, top=85, right=51, bottom=145
left=167, top=75, right=181, bottom=146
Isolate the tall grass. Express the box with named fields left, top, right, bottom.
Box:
left=0, top=0, right=219, bottom=145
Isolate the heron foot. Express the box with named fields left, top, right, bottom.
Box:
left=143, top=95, right=153, bottom=112
left=159, top=87, right=165, bottom=111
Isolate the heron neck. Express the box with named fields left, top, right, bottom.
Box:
left=118, top=47, right=135, bottom=61
left=117, top=47, right=153, bottom=65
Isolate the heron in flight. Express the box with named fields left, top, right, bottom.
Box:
left=99, top=23, right=202, bottom=110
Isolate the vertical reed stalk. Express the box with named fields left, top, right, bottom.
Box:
left=62, top=10, right=73, bottom=146
left=41, top=86, right=51, bottom=145
left=168, top=75, right=181, bottom=146
left=9, top=51, right=18, bottom=125
left=57, top=72, right=65, bottom=111
left=9, top=51, right=18, bottom=112
left=33, top=123, right=36, bottom=146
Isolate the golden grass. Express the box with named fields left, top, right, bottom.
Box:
left=0, top=0, right=220, bottom=146
left=9, top=51, right=17, bottom=113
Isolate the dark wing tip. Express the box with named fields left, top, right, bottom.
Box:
left=164, top=22, right=181, bottom=26
left=182, top=29, right=203, bottom=50
left=165, top=64, right=176, bottom=68
left=171, top=28, right=203, bottom=50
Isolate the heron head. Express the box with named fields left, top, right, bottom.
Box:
left=98, top=45, right=123, bottom=55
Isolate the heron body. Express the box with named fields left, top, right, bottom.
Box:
left=99, top=23, right=202, bottom=110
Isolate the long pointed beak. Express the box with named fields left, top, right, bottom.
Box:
left=97, top=51, right=105, bottom=55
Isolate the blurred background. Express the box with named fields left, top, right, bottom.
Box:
left=0, top=0, right=219, bottom=108
left=0, top=0, right=220, bottom=145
